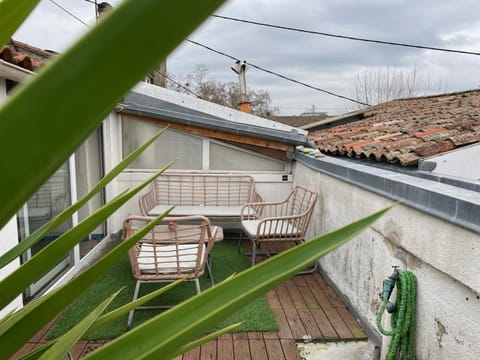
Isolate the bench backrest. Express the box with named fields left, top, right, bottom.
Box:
left=151, top=174, right=257, bottom=206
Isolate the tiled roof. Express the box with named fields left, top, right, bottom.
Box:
left=270, top=113, right=329, bottom=128
left=1, top=39, right=55, bottom=71
left=309, top=90, right=480, bottom=166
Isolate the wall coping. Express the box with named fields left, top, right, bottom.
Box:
left=296, top=153, right=480, bottom=235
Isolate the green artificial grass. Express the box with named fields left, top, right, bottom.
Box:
left=48, top=240, right=278, bottom=339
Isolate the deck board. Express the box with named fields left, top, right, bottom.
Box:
left=265, top=338, right=286, bottom=359
left=217, top=338, right=234, bottom=360
left=249, top=339, right=268, bottom=360
left=232, top=339, right=250, bottom=359
left=200, top=340, right=216, bottom=360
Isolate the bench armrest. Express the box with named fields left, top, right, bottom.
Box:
left=138, top=185, right=155, bottom=216
left=240, top=198, right=289, bottom=221
left=252, top=190, right=263, bottom=203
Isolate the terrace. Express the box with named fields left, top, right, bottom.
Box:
left=2, top=44, right=480, bottom=359
left=14, top=239, right=370, bottom=360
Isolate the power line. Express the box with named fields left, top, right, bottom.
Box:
left=46, top=1, right=369, bottom=106
left=186, top=39, right=370, bottom=106
left=48, top=0, right=90, bottom=28
left=155, top=70, right=201, bottom=98
left=212, top=14, right=480, bottom=57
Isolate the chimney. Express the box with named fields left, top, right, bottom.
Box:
left=231, top=60, right=250, bottom=113
left=96, top=2, right=113, bottom=19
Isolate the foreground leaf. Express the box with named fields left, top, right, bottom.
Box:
left=0, top=188, right=170, bottom=358
left=0, top=0, right=40, bottom=47
left=0, top=0, right=225, bottom=229
left=39, top=290, right=121, bottom=360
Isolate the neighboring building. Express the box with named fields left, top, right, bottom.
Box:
left=307, top=90, right=480, bottom=179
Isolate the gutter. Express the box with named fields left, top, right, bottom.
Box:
left=0, top=59, right=34, bottom=82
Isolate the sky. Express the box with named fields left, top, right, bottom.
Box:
left=12, top=0, right=480, bottom=115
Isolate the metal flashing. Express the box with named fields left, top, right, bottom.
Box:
left=296, top=152, right=480, bottom=234
left=122, top=91, right=310, bottom=146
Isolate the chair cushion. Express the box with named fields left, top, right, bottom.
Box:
left=137, top=244, right=205, bottom=274
left=241, top=220, right=300, bottom=238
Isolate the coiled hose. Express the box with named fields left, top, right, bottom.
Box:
left=376, top=269, right=417, bottom=360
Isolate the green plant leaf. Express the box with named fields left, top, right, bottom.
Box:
left=0, top=164, right=170, bottom=312
left=39, top=290, right=121, bottom=360
left=0, top=0, right=40, bottom=47
left=0, top=129, right=168, bottom=270
left=85, top=206, right=391, bottom=360
left=87, top=279, right=183, bottom=335
left=0, top=211, right=170, bottom=358
left=0, top=0, right=225, bottom=229
left=17, top=280, right=193, bottom=360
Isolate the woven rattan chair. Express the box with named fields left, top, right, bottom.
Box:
left=239, top=186, right=318, bottom=268
left=122, top=215, right=219, bottom=329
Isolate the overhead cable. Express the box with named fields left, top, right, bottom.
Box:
left=48, top=0, right=90, bottom=27
left=186, top=39, right=370, bottom=106
left=48, top=2, right=370, bottom=106
left=212, top=14, right=480, bottom=57
left=155, top=70, right=201, bottom=98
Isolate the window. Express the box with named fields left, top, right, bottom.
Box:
left=122, top=116, right=286, bottom=172
left=17, top=162, right=73, bottom=298
left=210, top=142, right=285, bottom=171
left=122, top=118, right=203, bottom=170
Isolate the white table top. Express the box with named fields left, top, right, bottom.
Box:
left=148, top=205, right=243, bottom=218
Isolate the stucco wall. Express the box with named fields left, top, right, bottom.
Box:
left=294, top=161, right=480, bottom=360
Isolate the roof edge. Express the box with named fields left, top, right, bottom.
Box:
left=121, top=91, right=311, bottom=147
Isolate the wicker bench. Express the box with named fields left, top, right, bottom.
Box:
left=139, top=173, right=263, bottom=222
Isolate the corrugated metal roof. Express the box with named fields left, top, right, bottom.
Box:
left=309, top=90, right=480, bottom=166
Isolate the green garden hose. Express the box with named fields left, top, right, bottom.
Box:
left=376, top=269, right=417, bottom=360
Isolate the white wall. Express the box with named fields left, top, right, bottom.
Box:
left=295, top=161, right=480, bottom=360
left=426, top=144, right=480, bottom=180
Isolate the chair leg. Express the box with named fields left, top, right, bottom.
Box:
left=194, top=278, right=201, bottom=294
left=297, top=261, right=319, bottom=275
left=251, top=239, right=257, bottom=266
left=206, top=254, right=215, bottom=287
left=127, top=280, right=141, bottom=330
left=237, top=230, right=245, bottom=255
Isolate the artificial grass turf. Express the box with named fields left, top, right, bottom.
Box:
left=48, top=239, right=278, bottom=340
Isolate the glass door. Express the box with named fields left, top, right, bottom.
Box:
left=17, top=161, right=73, bottom=299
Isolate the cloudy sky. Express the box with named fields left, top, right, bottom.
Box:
left=13, top=0, right=480, bottom=115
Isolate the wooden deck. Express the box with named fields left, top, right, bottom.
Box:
left=14, top=242, right=367, bottom=359
left=174, top=271, right=367, bottom=360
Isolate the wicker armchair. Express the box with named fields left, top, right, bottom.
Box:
left=122, top=215, right=219, bottom=329
left=239, top=186, right=318, bottom=267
